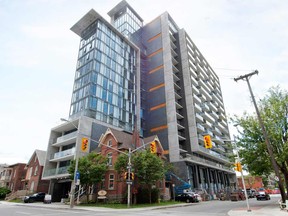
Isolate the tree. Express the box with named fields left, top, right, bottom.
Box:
left=114, top=149, right=170, bottom=203
left=231, top=86, right=288, bottom=200
left=68, top=152, right=108, bottom=202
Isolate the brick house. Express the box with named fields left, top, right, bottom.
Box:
left=237, top=176, right=264, bottom=190
left=6, top=163, right=26, bottom=193
left=23, top=150, right=49, bottom=193
left=97, top=128, right=167, bottom=202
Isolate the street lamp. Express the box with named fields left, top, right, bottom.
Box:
left=60, top=118, right=79, bottom=209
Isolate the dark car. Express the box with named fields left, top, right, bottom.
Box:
left=175, top=193, right=199, bottom=203
left=24, top=192, right=46, bottom=203
left=256, top=191, right=270, bottom=201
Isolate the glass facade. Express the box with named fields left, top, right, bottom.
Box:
left=70, top=20, right=138, bottom=132
left=113, top=7, right=142, bottom=36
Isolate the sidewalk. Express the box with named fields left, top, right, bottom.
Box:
left=228, top=202, right=288, bottom=216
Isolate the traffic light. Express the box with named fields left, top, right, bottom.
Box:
left=235, top=162, right=242, bottom=172
left=81, top=137, right=89, bottom=152
left=130, top=172, right=134, bottom=180
left=124, top=172, right=134, bottom=180
left=150, top=141, right=157, bottom=153
left=203, top=135, right=212, bottom=148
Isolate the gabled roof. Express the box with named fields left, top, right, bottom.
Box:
left=27, top=149, right=46, bottom=166
left=99, top=128, right=134, bottom=150
left=98, top=128, right=165, bottom=154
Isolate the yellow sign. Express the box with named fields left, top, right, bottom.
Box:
left=81, top=137, right=89, bottom=152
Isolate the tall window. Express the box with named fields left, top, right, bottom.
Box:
left=108, top=139, right=112, bottom=147
left=34, top=166, right=38, bottom=176
left=107, top=153, right=112, bottom=166
left=108, top=174, right=114, bottom=190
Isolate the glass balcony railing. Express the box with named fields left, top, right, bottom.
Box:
left=56, top=131, right=77, bottom=143
left=51, top=148, right=75, bottom=160
left=43, top=166, right=70, bottom=177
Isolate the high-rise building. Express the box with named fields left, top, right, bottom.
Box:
left=43, top=0, right=236, bottom=201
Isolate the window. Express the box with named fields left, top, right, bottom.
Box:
left=34, top=166, right=38, bottom=176
left=108, top=174, right=114, bottom=190
left=108, top=139, right=112, bottom=147
left=29, top=167, right=33, bottom=179
left=107, top=152, right=112, bottom=166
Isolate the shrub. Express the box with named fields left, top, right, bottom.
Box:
left=0, top=187, right=11, bottom=199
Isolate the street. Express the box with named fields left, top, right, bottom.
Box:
left=0, top=196, right=281, bottom=216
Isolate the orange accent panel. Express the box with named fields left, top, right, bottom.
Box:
left=150, top=103, right=166, bottom=111
left=150, top=125, right=168, bottom=132
left=163, top=150, right=169, bottom=155
left=147, top=48, right=163, bottom=58
left=148, top=33, right=162, bottom=42
left=149, top=83, right=165, bottom=92
left=148, top=65, right=163, bottom=74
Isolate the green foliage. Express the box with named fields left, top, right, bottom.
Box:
left=114, top=149, right=171, bottom=203
left=114, top=153, right=129, bottom=175
left=133, top=150, right=166, bottom=186
left=68, top=152, right=108, bottom=187
left=231, top=86, right=288, bottom=177
left=0, top=187, right=11, bottom=199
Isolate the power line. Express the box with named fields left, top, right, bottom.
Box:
left=214, top=67, right=253, bottom=72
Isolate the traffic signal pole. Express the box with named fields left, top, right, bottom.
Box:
left=234, top=70, right=286, bottom=203
left=127, top=148, right=132, bottom=208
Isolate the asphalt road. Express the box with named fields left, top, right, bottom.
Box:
left=0, top=196, right=280, bottom=216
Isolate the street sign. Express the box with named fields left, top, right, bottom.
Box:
left=126, top=180, right=133, bottom=185
left=75, top=171, right=80, bottom=181
left=76, top=179, right=80, bottom=185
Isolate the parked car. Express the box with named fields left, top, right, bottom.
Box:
left=24, top=192, right=46, bottom=203
left=246, top=189, right=256, bottom=198
left=175, top=193, right=199, bottom=203
left=256, top=191, right=270, bottom=200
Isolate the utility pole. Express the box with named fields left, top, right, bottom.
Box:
left=234, top=70, right=286, bottom=203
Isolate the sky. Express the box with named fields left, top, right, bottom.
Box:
left=0, top=0, right=287, bottom=165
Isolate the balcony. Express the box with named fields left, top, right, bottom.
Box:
left=201, top=103, right=210, bottom=111
left=172, top=65, right=179, bottom=73
left=170, top=33, right=176, bottom=42
left=174, top=82, right=181, bottom=90
left=170, top=41, right=177, bottom=50
left=175, top=102, right=183, bottom=109
left=202, top=112, right=215, bottom=123
left=193, top=94, right=201, bottom=104
left=195, top=113, right=204, bottom=122
left=53, top=131, right=77, bottom=147
left=190, top=74, right=198, bottom=85
left=171, top=48, right=178, bottom=57
left=173, top=73, right=180, bottom=82
left=194, top=103, right=202, bottom=113
left=50, top=148, right=75, bottom=162
left=192, top=85, right=200, bottom=95
left=176, top=112, right=184, bottom=119
left=43, top=166, right=70, bottom=178
left=196, top=123, right=205, bottom=133
left=177, top=122, right=185, bottom=130
left=172, top=56, right=178, bottom=65
left=209, top=102, right=218, bottom=112
left=212, top=126, right=222, bottom=136
left=175, top=91, right=182, bottom=100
